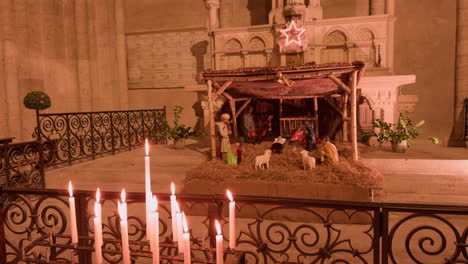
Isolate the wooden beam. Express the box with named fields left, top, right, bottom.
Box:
left=207, top=80, right=217, bottom=160
left=235, top=99, right=252, bottom=119
left=323, top=97, right=344, bottom=117
left=223, top=92, right=238, bottom=138
left=342, top=93, right=349, bottom=142
left=328, top=74, right=351, bottom=94
left=313, top=97, right=319, bottom=137
left=213, top=81, right=233, bottom=100
left=350, top=70, right=359, bottom=161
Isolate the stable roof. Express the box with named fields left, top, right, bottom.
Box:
left=201, top=62, right=365, bottom=98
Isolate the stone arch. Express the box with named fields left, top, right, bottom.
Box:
left=324, top=30, right=347, bottom=46
left=321, top=29, right=348, bottom=63
left=224, top=38, right=243, bottom=53
left=247, top=36, right=267, bottom=51
left=351, top=27, right=377, bottom=66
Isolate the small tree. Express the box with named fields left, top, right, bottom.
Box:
left=157, top=106, right=202, bottom=142
left=23, top=91, right=51, bottom=110
left=24, top=91, right=51, bottom=142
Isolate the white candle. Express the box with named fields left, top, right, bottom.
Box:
left=175, top=202, right=184, bottom=253
left=145, top=139, right=152, bottom=241
left=226, top=190, right=236, bottom=249
left=182, top=213, right=191, bottom=264
left=94, top=218, right=103, bottom=264
left=170, top=182, right=177, bottom=242
left=215, top=220, right=223, bottom=264
left=94, top=188, right=103, bottom=264
left=150, top=195, right=160, bottom=264
left=68, top=181, right=78, bottom=244
left=118, top=189, right=131, bottom=264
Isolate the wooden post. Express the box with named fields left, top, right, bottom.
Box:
left=342, top=94, right=349, bottom=142
left=279, top=98, right=283, bottom=136
left=208, top=80, right=217, bottom=160
left=350, top=71, right=359, bottom=161
left=223, top=92, right=238, bottom=138
left=313, top=97, right=319, bottom=137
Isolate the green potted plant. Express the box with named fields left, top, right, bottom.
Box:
left=157, top=106, right=202, bottom=149
left=365, top=114, right=424, bottom=153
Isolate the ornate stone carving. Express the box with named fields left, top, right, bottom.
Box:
left=324, top=30, right=347, bottom=45
left=354, top=28, right=374, bottom=41
left=248, top=37, right=266, bottom=51
left=225, top=39, right=242, bottom=53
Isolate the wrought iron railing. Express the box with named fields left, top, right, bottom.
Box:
left=1, top=188, right=467, bottom=264
left=34, top=108, right=167, bottom=167
left=0, top=141, right=46, bottom=189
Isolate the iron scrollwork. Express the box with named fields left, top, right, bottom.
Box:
left=34, top=108, right=167, bottom=168
left=0, top=141, right=45, bottom=189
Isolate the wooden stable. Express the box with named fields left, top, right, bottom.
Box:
left=201, top=62, right=365, bottom=162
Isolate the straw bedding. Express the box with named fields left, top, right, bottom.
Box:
left=185, top=141, right=383, bottom=189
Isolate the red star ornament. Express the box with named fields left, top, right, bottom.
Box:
left=280, top=20, right=306, bottom=48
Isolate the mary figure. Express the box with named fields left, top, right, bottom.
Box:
left=305, top=121, right=317, bottom=151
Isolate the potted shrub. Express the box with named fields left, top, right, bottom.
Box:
left=157, top=106, right=202, bottom=149
left=365, top=114, right=424, bottom=153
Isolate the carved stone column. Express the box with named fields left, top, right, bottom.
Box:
left=0, top=0, right=21, bottom=138
left=242, top=50, right=249, bottom=68
left=115, top=0, right=129, bottom=110
left=75, top=0, right=92, bottom=111
left=205, top=0, right=220, bottom=31
left=455, top=0, right=468, bottom=123
left=370, top=0, right=386, bottom=15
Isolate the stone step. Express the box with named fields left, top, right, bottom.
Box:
left=363, top=158, right=468, bottom=176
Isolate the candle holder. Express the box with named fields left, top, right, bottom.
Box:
left=21, top=232, right=245, bottom=264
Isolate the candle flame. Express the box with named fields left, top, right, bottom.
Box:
left=171, top=182, right=175, bottom=195
left=68, top=181, right=73, bottom=197
left=145, top=138, right=149, bottom=156
left=175, top=201, right=180, bottom=213
left=152, top=195, right=158, bottom=212
left=226, top=189, right=233, bottom=202
left=215, top=220, right=221, bottom=235
left=96, top=188, right=101, bottom=203
left=182, top=213, right=188, bottom=233
left=121, top=189, right=126, bottom=203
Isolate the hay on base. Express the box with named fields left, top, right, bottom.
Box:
left=185, top=141, right=383, bottom=189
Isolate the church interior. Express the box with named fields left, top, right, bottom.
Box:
left=0, top=0, right=468, bottom=263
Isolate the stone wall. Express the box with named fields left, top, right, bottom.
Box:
left=393, top=0, right=457, bottom=141
left=0, top=0, right=128, bottom=140
left=124, top=0, right=206, bottom=32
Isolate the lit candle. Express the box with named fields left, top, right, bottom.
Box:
left=182, top=213, right=191, bottom=264
left=68, top=181, right=78, bottom=244
left=150, top=195, right=160, bottom=264
left=94, top=188, right=103, bottom=264
left=226, top=190, right=236, bottom=249
left=215, top=220, right=223, bottom=264
left=170, top=183, right=177, bottom=242
left=175, top=202, right=184, bottom=253
left=145, top=139, right=152, bottom=241
left=118, top=189, right=131, bottom=264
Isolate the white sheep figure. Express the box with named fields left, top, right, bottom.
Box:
left=255, top=149, right=272, bottom=170
left=300, top=150, right=316, bottom=171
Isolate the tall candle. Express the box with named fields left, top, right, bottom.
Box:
left=175, top=202, right=184, bottom=253
left=170, top=183, right=177, bottom=242
left=68, top=181, right=78, bottom=244
left=182, top=213, right=191, bottom=264
left=94, top=218, right=103, bottom=264
left=94, top=188, right=103, bottom=264
left=118, top=189, right=131, bottom=264
left=145, top=139, right=152, bottom=241
left=150, top=195, right=160, bottom=264
left=215, top=220, right=223, bottom=264
left=226, top=190, right=236, bottom=249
